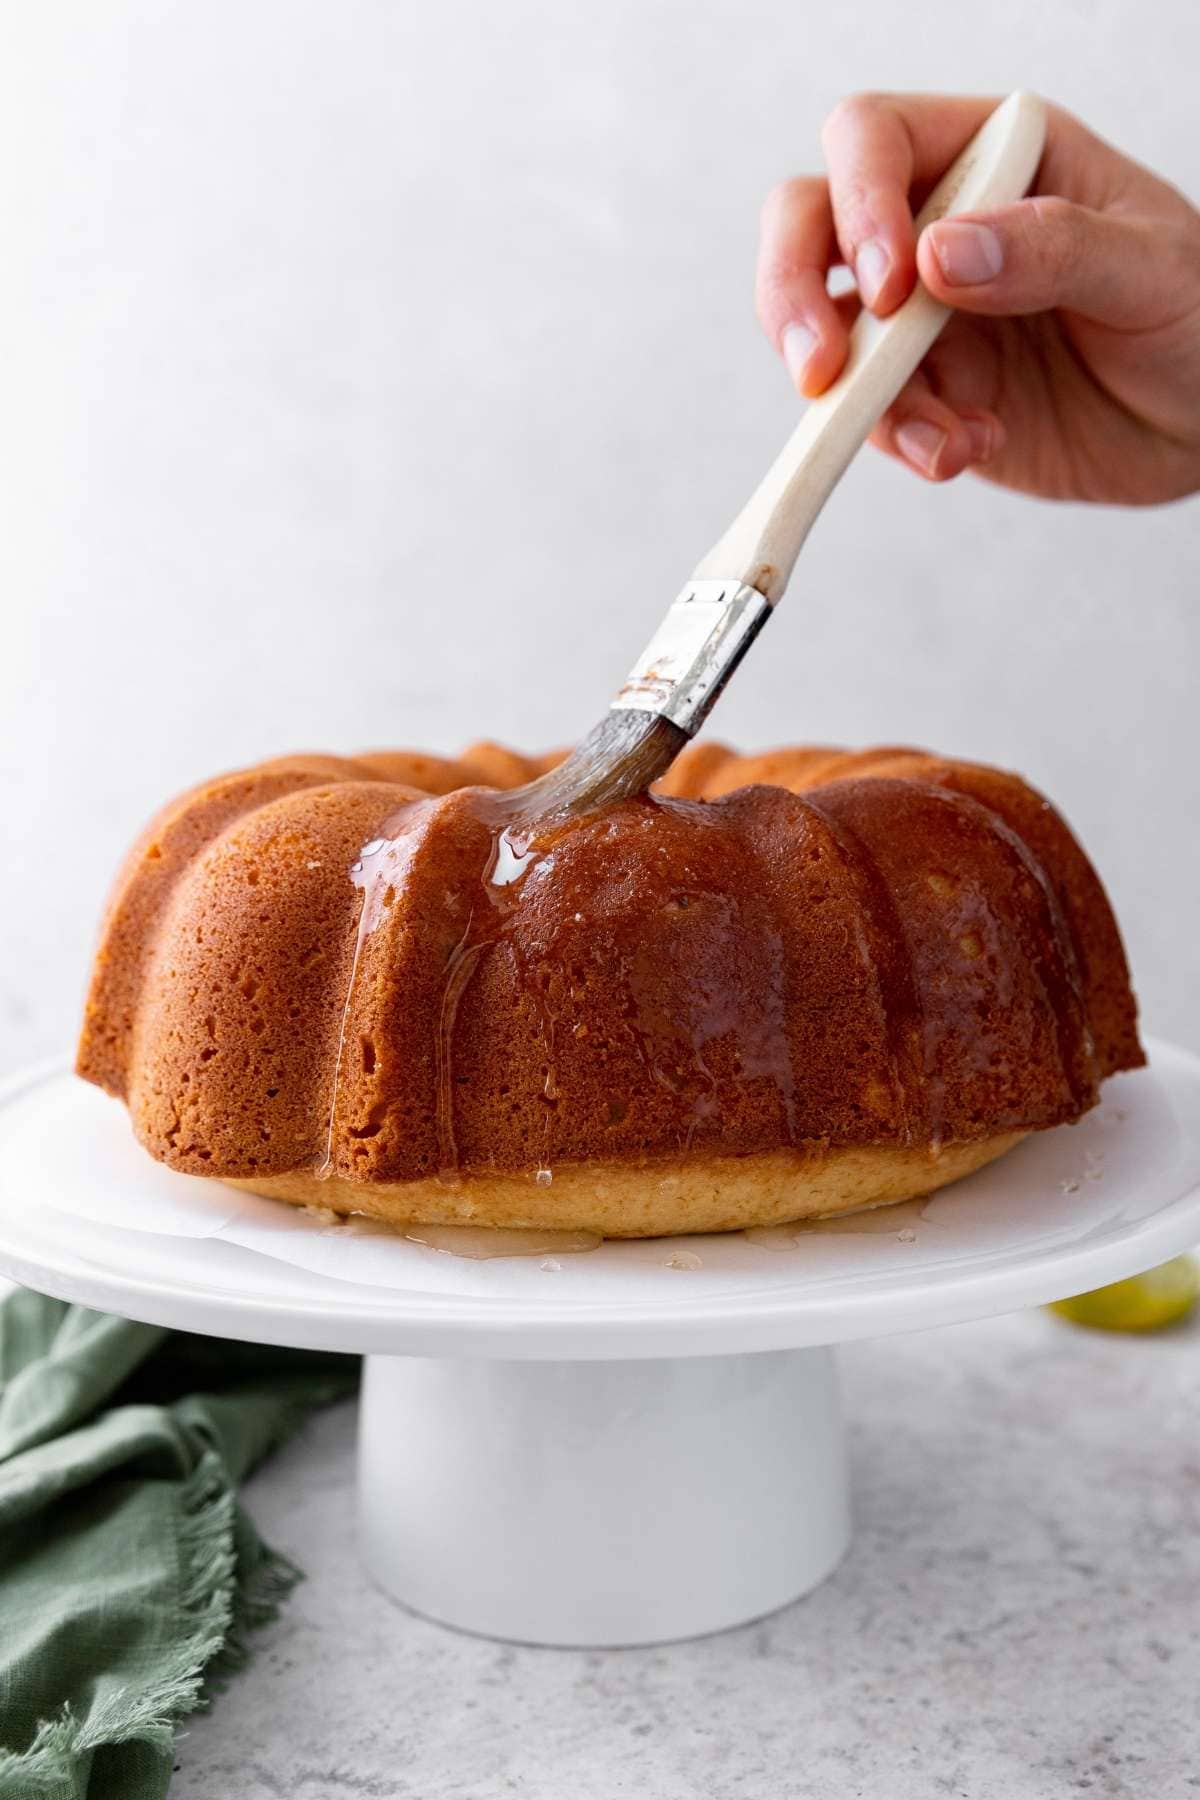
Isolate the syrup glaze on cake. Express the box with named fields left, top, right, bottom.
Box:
left=76, top=743, right=1143, bottom=1236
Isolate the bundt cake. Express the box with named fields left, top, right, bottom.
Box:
left=76, top=742, right=1143, bottom=1237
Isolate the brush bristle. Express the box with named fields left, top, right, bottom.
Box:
left=504, top=710, right=688, bottom=826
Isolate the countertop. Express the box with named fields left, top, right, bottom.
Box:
left=173, top=1306, right=1199, bottom=1800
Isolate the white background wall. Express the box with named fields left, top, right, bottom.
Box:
left=2, top=0, right=1197, bottom=1073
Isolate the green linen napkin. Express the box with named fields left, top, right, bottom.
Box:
left=0, top=1287, right=358, bottom=1799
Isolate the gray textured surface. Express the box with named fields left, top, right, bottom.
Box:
left=175, top=1310, right=1199, bottom=1799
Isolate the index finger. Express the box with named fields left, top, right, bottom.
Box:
left=820, top=92, right=999, bottom=314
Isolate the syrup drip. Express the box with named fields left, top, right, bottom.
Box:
left=728, top=929, right=799, bottom=1144
left=952, top=796, right=1098, bottom=1112
left=458, top=815, right=563, bottom=1178
left=401, top=1223, right=600, bottom=1260
left=433, top=935, right=490, bottom=1178
left=621, top=912, right=799, bottom=1152
left=801, top=794, right=930, bottom=1147
left=487, top=829, right=565, bottom=1172
left=318, top=797, right=440, bottom=1179
left=744, top=1195, right=935, bottom=1249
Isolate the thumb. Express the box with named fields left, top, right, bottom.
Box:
left=918, top=197, right=1161, bottom=328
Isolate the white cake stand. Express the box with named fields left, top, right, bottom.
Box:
left=1, top=1043, right=1198, bottom=1648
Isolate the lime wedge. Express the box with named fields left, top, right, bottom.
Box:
left=1048, top=1256, right=1199, bottom=1333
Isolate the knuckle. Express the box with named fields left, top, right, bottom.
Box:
left=759, top=174, right=822, bottom=228
left=1170, top=217, right=1200, bottom=291
left=1030, top=194, right=1076, bottom=233
left=754, top=269, right=800, bottom=333
left=825, top=90, right=884, bottom=128
left=754, top=265, right=785, bottom=306
left=759, top=179, right=794, bottom=228
left=831, top=177, right=877, bottom=250
left=821, top=90, right=883, bottom=147
left=1027, top=195, right=1087, bottom=282
left=756, top=264, right=817, bottom=316
left=837, top=175, right=873, bottom=217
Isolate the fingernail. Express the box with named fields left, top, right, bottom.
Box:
left=856, top=238, right=891, bottom=308
left=782, top=322, right=818, bottom=387
left=895, top=418, right=948, bottom=477
left=929, top=221, right=1004, bottom=286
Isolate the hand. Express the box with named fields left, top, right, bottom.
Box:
left=756, top=93, right=1200, bottom=504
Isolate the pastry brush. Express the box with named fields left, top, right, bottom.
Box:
left=507, top=91, right=1046, bottom=825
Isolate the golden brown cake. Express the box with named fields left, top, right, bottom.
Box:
left=76, top=742, right=1143, bottom=1237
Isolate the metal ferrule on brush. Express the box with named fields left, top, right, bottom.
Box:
left=613, top=579, right=773, bottom=736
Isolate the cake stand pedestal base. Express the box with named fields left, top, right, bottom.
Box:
left=357, top=1347, right=851, bottom=1646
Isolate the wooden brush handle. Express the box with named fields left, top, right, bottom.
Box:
left=692, top=91, right=1047, bottom=602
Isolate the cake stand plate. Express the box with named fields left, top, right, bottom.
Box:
left=0, top=1044, right=1198, bottom=1647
